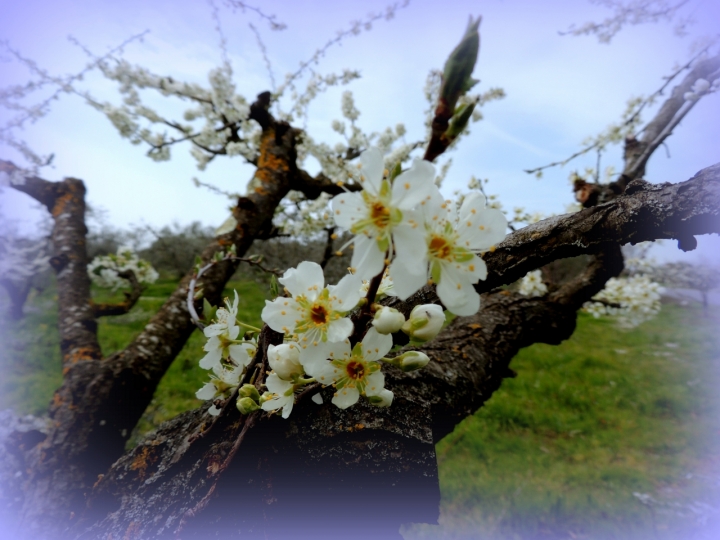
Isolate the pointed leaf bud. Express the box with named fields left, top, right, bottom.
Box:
left=440, top=16, right=481, bottom=113
left=237, top=396, right=260, bottom=415
left=396, top=350, right=431, bottom=372
left=401, top=304, right=445, bottom=342
left=270, top=275, right=280, bottom=299
left=372, top=306, right=406, bottom=334
left=446, top=100, right=477, bottom=140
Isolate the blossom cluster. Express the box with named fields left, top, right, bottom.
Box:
left=518, top=270, right=548, bottom=297
left=196, top=147, right=508, bottom=418
left=87, top=246, right=159, bottom=290
left=583, top=275, right=663, bottom=328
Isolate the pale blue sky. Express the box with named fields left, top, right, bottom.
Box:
left=1, top=0, right=719, bottom=262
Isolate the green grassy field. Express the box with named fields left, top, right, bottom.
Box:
left=1, top=280, right=718, bottom=539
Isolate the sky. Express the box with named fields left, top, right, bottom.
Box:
left=0, top=0, right=719, bottom=264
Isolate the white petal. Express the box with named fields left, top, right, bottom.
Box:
left=228, top=343, right=252, bottom=368
left=361, top=327, right=393, bottom=360
left=195, top=382, right=217, bottom=400
left=458, top=207, right=508, bottom=250
left=280, top=261, right=325, bottom=299
left=199, top=348, right=222, bottom=370
left=311, top=393, right=323, bottom=404
left=391, top=159, right=437, bottom=210
left=331, top=192, right=366, bottom=230
left=330, top=274, right=362, bottom=312
left=436, top=265, right=481, bottom=316
left=364, top=370, right=386, bottom=396
left=393, top=217, right=428, bottom=267
left=389, top=257, right=428, bottom=300
left=358, top=147, right=384, bottom=195
left=332, top=387, right=360, bottom=409
left=326, top=317, right=354, bottom=342
left=351, top=233, right=385, bottom=281
left=261, top=298, right=301, bottom=334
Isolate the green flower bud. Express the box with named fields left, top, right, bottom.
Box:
left=372, top=306, right=406, bottom=335
left=396, top=351, right=431, bottom=372
left=366, top=389, right=394, bottom=408
left=237, top=396, right=260, bottom=415
left=238, top=384, right=261, bottom=402
left=401, top=304, right=446, bottom=342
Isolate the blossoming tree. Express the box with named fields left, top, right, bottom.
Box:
left=0, top=1, right=719, bottom=538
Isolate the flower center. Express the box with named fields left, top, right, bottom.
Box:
left=310, top=303, right=329, bottom=325
left=370, top=201, right=391, bottom=227
left=429, top=235, right=453, bottom=261
left=345, top=360, right=365, bottom=380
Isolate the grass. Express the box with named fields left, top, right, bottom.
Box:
left=2, top=281, right=719, bottom=538
left=403, top=303, right=720, bottom=540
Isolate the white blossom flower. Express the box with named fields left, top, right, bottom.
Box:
left=195, top=360, right=246, bottom=401
left=331, top=147, right=436, bottom=280
left=519, top=270, right=548, bottom=297
left=200, top=292, right=255, bottom=370
left=359, top=269, right=397, bottom=299
left=390, top=191, right=507, bottom=315
left=583, top=275, right=663, bottom=328
left=303, top=328, right=392, bottom=409
left=261, top=262, right=361, bottom=345
left=261, top=373, right=295, bottom=419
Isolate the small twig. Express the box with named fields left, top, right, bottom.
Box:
left=186, top=253, right=282, bottom=330
left=318, top=226, right=336, bottom=269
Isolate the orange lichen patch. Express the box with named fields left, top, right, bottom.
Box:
left=65, top=346, right=100, bottom=364
left=217, top=238, right=233, bottom=247
left=501, top=290, right=511, bottom=296
left=62, top=366, right=70, bottom=376
left=123, top=521, right=141, bottom=540
left=253, top=129, right=289, bottom=185
left=254, top=186, right=268, bottom=195
left=93, top=474, right=105, bottom=489
left=130, top=446, right=158, bottom=481
left=206, top=457, right=222, bottom=475
left=467, top=323, right=482, bottom=330
left=354, top=423, right=365, bottom=430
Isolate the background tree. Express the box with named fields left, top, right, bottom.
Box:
left=0, top=1, right=719, bottom=538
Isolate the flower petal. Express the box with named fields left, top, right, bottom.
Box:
left=361, top=327, right=393, bottom=360
left=261, top=298, right=301, bottom=334
left=331, top=192, right=366, bottom=230
left=351, top=233, right=385, bottom=281
left=195, top=382, right=217, bottom=400
left=326, top=317, right=354, bottom=342
left=279, top=261, right=325, bottom=299
left=389, top=257, right=428, bottom=300
left=391, top=159, right=437, bottom=210
left=330, top=274, right=362, bottom=312
left=332, top=386, right=360, bottom=409
left=357, top=147, right=384, bottom=195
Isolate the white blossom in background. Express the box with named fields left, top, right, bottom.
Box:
left=519, top=270, right=548, bottom=297
left=200, top=292, right=257, bottom=370
left=583, top=275, right=663, bottom=328
left=0, top=234, right=49, bottom=283
left=87, top=245, right=158, bottom=290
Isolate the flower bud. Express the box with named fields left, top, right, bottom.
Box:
left=401, top=304, right=445, bottom=342
left=372, top=306, right=406, bottom=334
left=396, top=351, right=430, bottom=372
left=267, top=343, right=303, bottom=380
left=236, top=396, right=260, bottom=415
left=238, top=383, right=261, bottom=402
left=367, top=389, right=394, bottom=408
left=446, top=100, right=477, bottom=139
